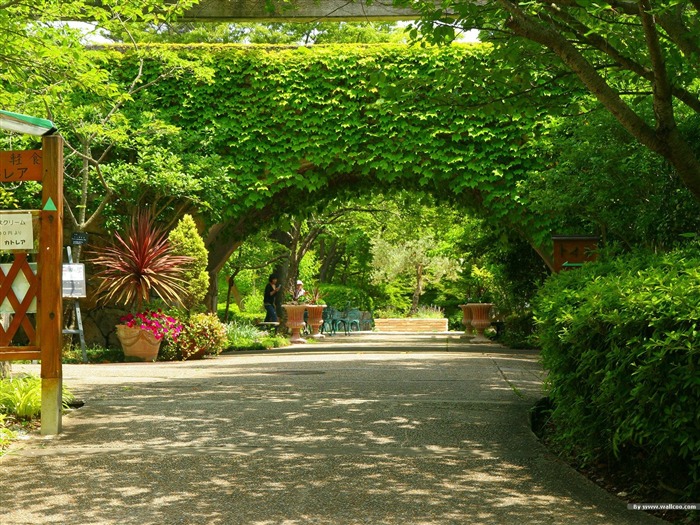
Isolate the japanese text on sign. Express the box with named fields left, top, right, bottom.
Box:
left=0, top=149, right=43, bottom=182
left=62, top=264, right=87, bottom=298
left=0, top=212, right=34, bottom=250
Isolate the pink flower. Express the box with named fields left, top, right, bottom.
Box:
left=120, top=310, right=184, bottom=341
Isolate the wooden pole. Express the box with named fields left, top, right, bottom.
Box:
left=38, top=135, right=63, bottom=435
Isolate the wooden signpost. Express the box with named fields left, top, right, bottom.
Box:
left=0, top=113, right=63, bottom=435
left=551, top=235, right=599, bottom=273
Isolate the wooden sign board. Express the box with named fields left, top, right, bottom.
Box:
left=0, top=211, right=34, bottom=250
left=0, top=149, right=43, bottom=181
left=552, top=235, right=599, bottom=273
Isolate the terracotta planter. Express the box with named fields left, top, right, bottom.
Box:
left=116, top=324, right=162, bottom=361
left=458, top=304, right=475, bottom=339
left=282, top=304, right=307, bottom=344
left=466, top=303, right=494, bottom=343
left=305, top=305, right=326, bottom=339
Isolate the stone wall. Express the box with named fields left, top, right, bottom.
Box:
left=65, top=307, right=126, bottom=349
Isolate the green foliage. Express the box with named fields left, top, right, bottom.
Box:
left=0, top=375, right=75, bottom=420
left=0, top=413, right=17, bottom=453
left=410, top=305, right=445, bottom=319
left=523, top=110, right=700, bottom=250
left=497, top=311, right=537, bottom=349
left=168, top=214, right=210, bottom=309
left=319, top=284, right=373, bottom=312
left=223, top=320, right=290, bottom=350
left=401, top=0, right=700, bottom=203
left=177, top=313, right=228, bottom=359
left=105, top=44, right=549, bottom=231
left=533, top=248, right=700, bottom=501
left=109, top=21, right=407, bottom=45
left=0, top=375, right=40, bottom=420
left=62, top=344, right=125, bottom=364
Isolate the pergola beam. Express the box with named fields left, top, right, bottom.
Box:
left=179, top=0, right=421, bottom=22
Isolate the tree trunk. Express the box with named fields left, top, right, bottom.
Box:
left=503, top=5, right=700, bottom=202
left=409, top=263, right=424, bottom=316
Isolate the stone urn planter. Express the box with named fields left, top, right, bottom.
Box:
left=305, top=305, right=326, bottom=339
left=282, top=304, right=307, bottom=344
left=466, top=303, right=494, bottom=343
left=116, top=324, right=161, bottom=361
left=458, top=304, right=475, bottom=339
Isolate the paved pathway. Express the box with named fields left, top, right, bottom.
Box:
left=1, top=334, right=667, bottom=524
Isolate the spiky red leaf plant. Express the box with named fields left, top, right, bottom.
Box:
left=90, top=210, right=193, bottom=311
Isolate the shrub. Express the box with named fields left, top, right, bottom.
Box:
left=177, top=313, right=227, bottom=360
left=410, top=305, right=445, bottom=319
left=225, top=320, right=264, bottom=349
left=498, top=311, right=537, bottom=349
left=89, top=209, right=192, bottom=310
left=533, top=247, right=700, bottom=501
left=0, top=374, right=75, bottom=420
left=168, top=214, right=210, bottom=309
left=62, top=344, right=124, bottom=364
left=224, top=321, right=290, bottom=351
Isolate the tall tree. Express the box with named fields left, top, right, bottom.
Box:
left=366, top=194, right=461, bottom=314
left=399, top=0, right=700, bottom=201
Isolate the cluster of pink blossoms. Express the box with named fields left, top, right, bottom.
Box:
left=120, top=310, right=183, bottom=341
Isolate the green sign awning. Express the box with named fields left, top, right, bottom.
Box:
left=0, top=110, right=57, bottom=136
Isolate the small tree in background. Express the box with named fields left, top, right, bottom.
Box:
left=168, top=214, right=210, bottom=311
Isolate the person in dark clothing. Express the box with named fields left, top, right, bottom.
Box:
left=263, top=275, right=281, bottom=322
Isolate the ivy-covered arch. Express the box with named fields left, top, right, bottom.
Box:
left=102, top=43, right=563, bottom=306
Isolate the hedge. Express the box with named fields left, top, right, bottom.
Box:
left=533, top=247, right=700, bottom=501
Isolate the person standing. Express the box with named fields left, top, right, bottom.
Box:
left=264, top=275, right=281, bottom=322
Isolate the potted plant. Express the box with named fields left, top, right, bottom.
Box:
left=116, top=310, right=183, bottom=361
left=464, top=265, right=495, bottom=343
left=89, top=210, right=192, bottom=361
left=304, top=286, right=326, bottom=339
left=281, top=283, right=308, bottom=344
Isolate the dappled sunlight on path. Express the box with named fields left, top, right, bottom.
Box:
left=3, top=335, right=665, bottom=524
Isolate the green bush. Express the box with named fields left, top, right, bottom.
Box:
left=533, top=247, right=700, bottom=501
left=225, top=320, right=264, bottom=348
left=224, top=320, right=290, bottom=351
left=319, top=284, right=373, bottom=312
left=411, top=305, right=445, bottom=319
left=498, top=311, right=537, bottom=349
left=63, top=344, right=125, bottom=364
left=157, top=340, right=183, bottom=361
left=168, top=214, right=210, bottom=310
left=177, top=313, right=228, bottom=360
left=0, top=374, right=75, bottom=420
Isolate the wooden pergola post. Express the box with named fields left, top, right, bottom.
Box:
left=38, top=134, right=63, bottom=435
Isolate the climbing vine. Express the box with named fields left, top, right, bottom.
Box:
left=101, top=44, right=565, bottom=249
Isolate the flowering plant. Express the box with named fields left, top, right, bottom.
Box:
left=120, top=310, right=183, bottom=341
